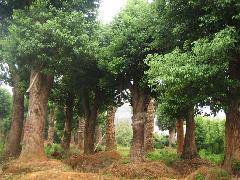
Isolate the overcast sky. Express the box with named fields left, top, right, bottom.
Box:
left=98, top=0, right=127, bottom=23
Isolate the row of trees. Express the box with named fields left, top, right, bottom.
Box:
left=0, top=0, right=239, bottom=172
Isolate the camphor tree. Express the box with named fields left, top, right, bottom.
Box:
left=105, top=0, right=155, bottom=162
left=1, top=0, right=99, bottom=162
left=0, top=0, right=31, bottom=157
left=147, top=0, right=240, bottom=171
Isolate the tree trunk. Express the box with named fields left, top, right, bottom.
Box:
left=105, top=106, right=117, bottom=151
left=20, top=67, right=53, bottom=162
left=144, top=98, right=155, bottom=152
left=78, top=117, right=85, bottom=150
left=130, top=84, right=149, bottom=162
left=47, top=107, right=56, bottom=145
left=176, top=118, right=184, bottom=155
left=181, top=107, right=198, bottom=159
left=61, top=92, right=74, bottom=150
left=5, top=79, right=24, bottom=157
left=83, top=90, right=100, bottom=154
left=222, top=60, right=240, bottom=172
left=95, top=125, right=102, bottom=146
left=84, top=110, right=98, bottom=154
left=169, top=128, right=176, bottom=147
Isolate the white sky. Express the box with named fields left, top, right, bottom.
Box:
left=98, top=0, right=127, bottom=23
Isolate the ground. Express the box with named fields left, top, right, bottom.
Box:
left=0, top=146, right=235, bottom=179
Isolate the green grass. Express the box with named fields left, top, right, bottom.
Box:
left=117, top=146, right=130, bottom=164
left=199, top=149, right=224, bottom=165
left=146, top=148, right=180, bottom=165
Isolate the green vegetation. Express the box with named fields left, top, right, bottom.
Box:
left=115, top=121, right=132, bottom=147
left=146, top=148, right=180, bottom=165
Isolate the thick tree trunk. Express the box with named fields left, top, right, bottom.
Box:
left=130, top=85, right=149, bottom=162
left=222, top=60, right=240, bottom=172
left=61, top=92, right=74, bottom=150
left=144, top=98, right=155, bottom=152
left=5, top=80, right=24, bottom=157
left=95, top=125, right=102, bottom=146
left=105, top=106, right=117, bottom=151
left=84, top=111, right=98, bottom=154
left=181, top=107, right=198, bottom=159
left=20, top=67, right=53, bottom=162
left=78, top=117, right=85, bottom=150
left=169, top=128, right=176, bottom=147
left=176, top=118, right=184, bottom=155
left=47, top=107, right=56, bottom=145
left=83, top=90, right=100, bottom=154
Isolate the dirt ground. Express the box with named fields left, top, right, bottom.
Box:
left=0, top=151, right=235, bottom=180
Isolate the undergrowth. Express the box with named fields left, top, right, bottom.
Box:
left=146, top=148, right=180, bottom=165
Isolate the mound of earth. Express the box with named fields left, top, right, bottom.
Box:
left=105, top=161, right=180, bottom=179
left=185, top=166, right=231, bottom=180
left=64, top=150, right=122, bottom=172
left=1, top=160, right=105, bottom=180
left=171, top=157, right=213, bottom=176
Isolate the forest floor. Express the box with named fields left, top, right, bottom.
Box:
left=0, top=146, right=235, bottom=179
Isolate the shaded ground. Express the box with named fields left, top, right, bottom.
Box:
left=0, top=148, right=235, bottom=179
left=1, top=160, right=104, bottom=180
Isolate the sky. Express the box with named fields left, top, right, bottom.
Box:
left=98, top=0, right=127, bottom=23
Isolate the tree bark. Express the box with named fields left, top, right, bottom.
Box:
left=223, top=60, right=240, bottom=171
left=129, top=84, right=149, bottom=162
left=95, top=125, right=102, bottom=146
left=78, top=117, right=85, bottom=150
left=5, top=77, right=24, bottom=157
left=105, top=106, right=117, bottom=151
left=19, top=67, right=53, bottom=162
left=61, top=92, right=74, bottom=150
left=83, top=90, right=101, bottom=154
left=181, top=107, right=198, bottom=159
left=144, top=98, right=155, bottom=152
left=46, top=107, right=56, bottom=145
left=169, top=128, right=176, bottom=147
left=176, top=118, right=184, bottom=155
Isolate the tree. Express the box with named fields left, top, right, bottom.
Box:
left=1, top=0, right=99, bottom=161
left=105, top=0, right=155, bottom=162
left=105, top=106, right=117, bottom=151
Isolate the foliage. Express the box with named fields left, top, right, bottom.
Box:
left=195, top=116, right=225, bottom=154
left=153, top=133, right=169, bottom=149
left=115, top=121, right=132, bottom=147
left=0, top=87, right=11, bottom=119
left=146, top=148, right=180, bottom=165
left=156, top=104, right=176, bottom=131
left=0, top=87, right=12, bottom=138
left=199, top=149, right=224, bottom=165
left=44, top=143, right=64, bottom=159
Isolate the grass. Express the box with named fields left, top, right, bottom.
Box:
left=199, top=149, right=224, bottom=165
left=146, top=148, right=180, bottom=165
left=117, top=146, right=130, bottom=164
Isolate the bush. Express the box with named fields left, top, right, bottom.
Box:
left=195, top=116, right=225, bottom=154
left=146, top=148, right=180, bottom=165
left=45, top=143, right=64, bottom=159
left=153, top=133, right=169, bottom=149
left=116, top=121, right=132, bottom=147
left=0, top=141, right=4, bottom=156
left=199, top=149, right=224, bottom=164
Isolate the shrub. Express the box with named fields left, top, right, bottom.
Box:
left=153, top=133, right=169, bottom=149
left=45, top=143, right=64, bottom=159
left=195, top=116, right=225, bottom=154
left=199, top=149, right=224, bottom=164
left=146, top=148, right=180, bottom=165
left=116, top=121, right=133, bottom=147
